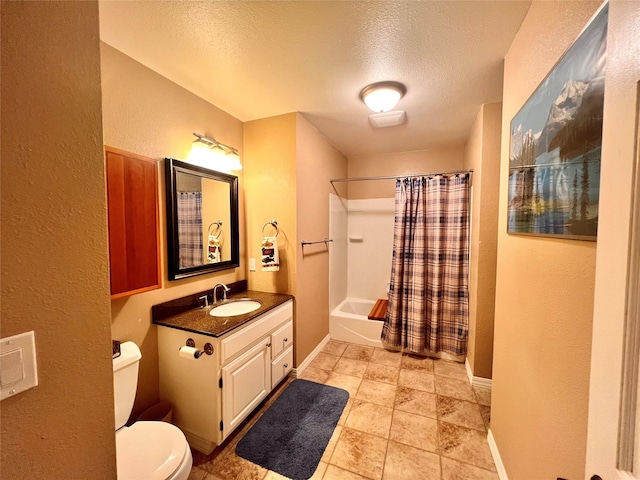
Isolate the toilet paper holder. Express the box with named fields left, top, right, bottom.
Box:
left=184, top=338, right=214, bottom=359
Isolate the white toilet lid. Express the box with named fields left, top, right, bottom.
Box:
left=116, top=421, right=188, bottom=480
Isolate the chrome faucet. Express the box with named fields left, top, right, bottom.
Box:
left=212, top=283, right=230, bottom=303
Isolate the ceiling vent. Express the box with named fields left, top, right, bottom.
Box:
left=368, top=110, right=406, bottom=128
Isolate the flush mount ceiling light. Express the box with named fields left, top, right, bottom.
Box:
left=359, top=81, right=407, bottom=113
left=187, top=132, right=242, bottom=173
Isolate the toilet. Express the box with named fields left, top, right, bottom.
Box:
left=113, top=341, right=193, bottom=480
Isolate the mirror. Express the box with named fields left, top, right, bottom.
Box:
left=165, top=158, right=239, bottom=280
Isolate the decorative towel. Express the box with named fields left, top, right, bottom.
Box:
left=207, top=234, right=221, bottom=263
left=261, top=236, right=279, bottom=271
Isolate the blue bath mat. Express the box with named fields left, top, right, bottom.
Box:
left=236, top=379, right=349, bottom=480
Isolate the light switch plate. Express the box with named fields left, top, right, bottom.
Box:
left=1, top=331, right=38, bottom=400
left=249, top=258, right=256, bottom=271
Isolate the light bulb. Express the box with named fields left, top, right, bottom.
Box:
left=364, top=88, right=401, bottom=112
left=360, top=81, right=406, bottom=113
left=225, top=150, right=242, bottom=171
left=187, top=139, right=212, bottom=167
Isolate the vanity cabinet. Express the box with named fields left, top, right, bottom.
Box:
left=105, top=147, right=161, bottom=298
left=157, top=300, right=293, bottom=454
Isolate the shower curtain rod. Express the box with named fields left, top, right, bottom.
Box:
left=329, top=169, right=473, bottom=183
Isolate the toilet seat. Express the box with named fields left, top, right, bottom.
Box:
left=116, top=421, right=190, bottom=480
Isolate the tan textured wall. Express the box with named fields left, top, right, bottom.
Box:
left=101, top=44, right=245, bottom=417
left=492, top=2, right=600, bottom=479
left=296, top=115, right=348, bottom=365
left=464, top=108, right=483, bottom=378
left=1, top=2, right=116, bottom=478
left=243, top=114, right=298, bottom=295
left=586, top=1, right=640, bottom=475
left=463, top=103, right=501, bottom=380
left=348, top=147, right=465, bottom=199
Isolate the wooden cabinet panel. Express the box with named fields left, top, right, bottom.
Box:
left=106, top=147, right=161, bottom=298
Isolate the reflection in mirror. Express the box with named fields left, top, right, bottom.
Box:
left=166, top=158, right=239, bottom=280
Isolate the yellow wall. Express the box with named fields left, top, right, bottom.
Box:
left=348, top=147, right=465, bottom=199
left=101, top=44, right=245, bottom=417
left=463, top=103, right=502, bottom=380
left=1, top=2, right=116, bottom=478
left=243, top=113, right=348, bottom=365
left=492, top=2, right=600, bottom=478
left=243, top=113, right=298, bottom=295
left=296, top=114, right=348, bottom=365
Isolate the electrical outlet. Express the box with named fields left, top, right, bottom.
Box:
left=249, top=258, right=256, bottom=271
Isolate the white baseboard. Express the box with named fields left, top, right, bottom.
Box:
left=487, top=429, right=509, bottom=480
left=291, top=333, right=331, bottom=378
left=465, top=357, right=493, bottom=389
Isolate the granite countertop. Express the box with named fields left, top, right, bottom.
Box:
left=152, top=290, right=294, bottom=338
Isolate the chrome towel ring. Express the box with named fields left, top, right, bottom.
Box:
left=262, top=219, right=279, bottom=237
left=208, top=221, right=222, bottom=240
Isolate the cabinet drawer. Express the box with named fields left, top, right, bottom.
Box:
left=271, top=320, right=293, bottom=359
left=221, top=301, right=293, bottom=364
left=271, top=346, right=293, bottom=389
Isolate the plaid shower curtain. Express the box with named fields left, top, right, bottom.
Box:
left=177, top=191, right=203, bottom=268
left=381, top=174, right=471, bottom=355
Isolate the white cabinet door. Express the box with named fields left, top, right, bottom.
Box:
left=221, top=338, right=271, bottom=439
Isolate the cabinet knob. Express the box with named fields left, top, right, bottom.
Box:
left=266, top=342, right=272, bottom=348
left=283, top=337, right=288, bottom=342
left=283, top=363, right=289, bottom=368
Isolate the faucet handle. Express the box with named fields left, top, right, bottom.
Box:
left=198, top=295, right=209, bottom=308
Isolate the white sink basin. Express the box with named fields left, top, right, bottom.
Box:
left=209, top=300, right=261, bottom=317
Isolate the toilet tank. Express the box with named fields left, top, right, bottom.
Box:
left=113, top=341, right=142, bottom=430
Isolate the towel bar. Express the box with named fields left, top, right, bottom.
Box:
left=300, top=238, right=333, bottom=247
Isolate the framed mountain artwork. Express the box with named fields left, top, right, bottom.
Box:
left=508, top=3, right=608, bottom=240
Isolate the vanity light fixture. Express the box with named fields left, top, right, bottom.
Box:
left=187, top=132, right=242, bottom=172
left=359, top=81, right=407, bottom=113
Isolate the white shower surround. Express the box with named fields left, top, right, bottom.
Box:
left=328, top=194, right=466, bottom=362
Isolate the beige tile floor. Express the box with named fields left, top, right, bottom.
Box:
left=189, top=341, right=496, bottom=480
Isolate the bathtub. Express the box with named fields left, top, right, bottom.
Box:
left=329, top=298, right=384, bottom=348
left=329, top=297, right=465, bottom=362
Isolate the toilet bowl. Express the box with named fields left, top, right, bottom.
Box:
left=113, top=341, right=193, bottom=480
left=116, top=421, right=192, bottom=480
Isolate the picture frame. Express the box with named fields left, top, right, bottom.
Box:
left=507, top=3, right=608, bottom=240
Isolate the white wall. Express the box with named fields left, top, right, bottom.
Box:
left=329, top=196, right=395, bottom=308
left=347, top=198, right=395, bottom=301
left=329, top=193, right=348, bottom=310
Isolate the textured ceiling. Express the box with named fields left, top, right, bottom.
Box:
left=99, top=1, right=530, bottom=157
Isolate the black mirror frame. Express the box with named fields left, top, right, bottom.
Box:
left=165, top=158, right=239, bottom=280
